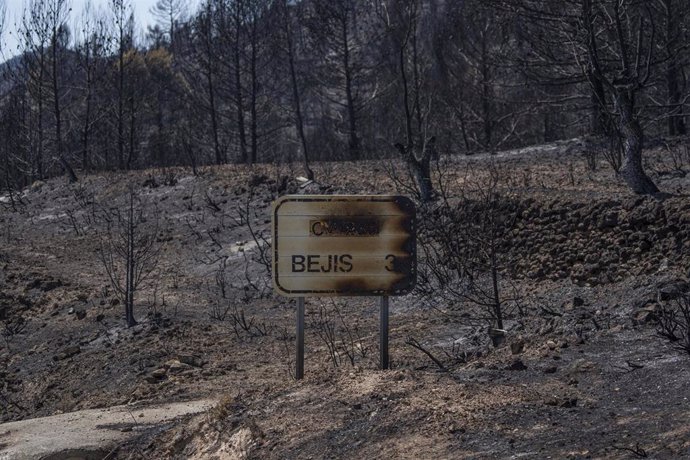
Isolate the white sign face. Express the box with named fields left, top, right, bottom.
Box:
left=272, top=195, right=416, bottom=297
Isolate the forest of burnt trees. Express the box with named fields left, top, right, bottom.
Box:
left=0, top=0, right=688, bottom=195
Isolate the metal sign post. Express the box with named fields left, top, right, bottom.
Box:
left=272, top=195, right=416, bottom=380
left=296, top=297, right=305, bottom=380
left=380, top=296, right=389, bottom=370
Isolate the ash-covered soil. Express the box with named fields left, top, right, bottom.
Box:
left=1, top=142, right=690, bottom=459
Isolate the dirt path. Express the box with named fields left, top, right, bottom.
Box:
left=0, top=399, right=216, bottom=459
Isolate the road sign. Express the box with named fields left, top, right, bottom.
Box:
left=272, top=195, right=416, bottom=297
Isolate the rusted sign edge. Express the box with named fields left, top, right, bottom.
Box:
left=272, top=195, right=417, bottom=297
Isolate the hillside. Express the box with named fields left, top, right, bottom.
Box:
left=1, top=143, right=690, bottom=458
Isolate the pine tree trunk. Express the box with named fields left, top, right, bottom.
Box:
left=83, top=76, right=92, bottom=171
left=250, top=23, right=258, bottom=164
left=52, top=31, right=77, bottom=183
left=342, top=16, right=360, bottom=161
left=206, top=68, right=222, bottom=165
left=284, top=2, right=314, bottom=181
left=588, top=71, right=609, bottom=137
left=126, top=193, right=137, bottom=327
left=664, top=0, right=687, bottom=136
left=235, top=3, right=248, bottom=164
left=117, top=36, right=125, bottom=170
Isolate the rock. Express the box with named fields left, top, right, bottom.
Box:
left=506, top=359, right=527, bottom=371
left=657, top=279, right=689, bottom=302
left=510, top=340, right=525, bottom=355
left=633, top=296, right=656, bottom=311
left=545, top=396, right=578, bottom=408
left=151, top=368, right=167, bottom=378
left=623, top=196, right=645, bottom=211
left=76, top=292, right=89, bottom=302
left=544, top=365, right=558, bottom=374
left=53, top=345, right=81, bottom=361
left=633, top=304, right=658, bottom=324
left=561, top=397, right=578, bottom=408
left=566, top=359, right=595, bottom=374
left=27, top=279, right=43, bottom=291
left=528, top=268, right=545, bottom=279
left=598, top=212, right=619, bottom=229
left=142, top=174, right=158, bottom=188
left=178, top=354, right=204, bottom=368
left=146, top=368, right=168, bottom=384
left=41, top=279, right=63, bottom=291
left=449, top=424, right=465, bottom=434
left=546, top=340, right=557, bottom=350
left=67, top=307, right=75, bottom=315
left=75, top=309, right=86, bottom=320
left=167, top=360, right=193, bottom=374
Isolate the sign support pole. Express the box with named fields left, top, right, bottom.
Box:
left=296, top=297, right=305, bottom=380
left=380, top=296, right=389, bottom=370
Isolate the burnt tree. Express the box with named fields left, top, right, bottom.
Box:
left=99, top=189, right=161, bottom=327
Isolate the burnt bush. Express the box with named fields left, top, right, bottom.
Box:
left=416, top=169, right=526, bottom=342
left=656, top=294, right=690, bottom=355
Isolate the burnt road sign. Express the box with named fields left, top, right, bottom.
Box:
left=272, top=195, right=416, bottom=297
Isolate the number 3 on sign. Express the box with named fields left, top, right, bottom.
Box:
left=385, top=254, right=396, bottom=272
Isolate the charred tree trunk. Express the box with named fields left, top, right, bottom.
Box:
left=125, top=192, right=136, bottom=327
left=582, top=0, right=659, bottom=195
left=126, top=96, right=137, bottom=170
left=207, top=71, right=223, bottom=165
left=201, top=1, right=223, bottom=165
left=37, top=52, right=45, bottom=180
left=588, top=70, right=610, bottom=137
left=341, top=16, right=360, bottom=161
left=284, top=2, right=314, bottom=181
left=207, top=68, right=223, bottom=165
left=58, top=157, right=78, bottom=184
left=413, top=148, right=433, bottom=203
left=250, top=20, right=258, bottom=164
left=82, top=72, right=92, bottom=171
left=200, top=39, right=222, bottom=165
left=664, top=0, right=686, bottom=136
left=490, top=249, right=503, bottom=330
left=396, top=5, right=433, bottom=203
left=666, top=63, right=686, bottom=136
left=51, top=30, right=77, bottom=184
left=613, top=87, right=659, bottom=195
left=395, top=141, right=433, bottom=203
left=234, top=2, right=248, bottom=164
left=480, top=34, right=492, bottom=149
left=117, top=35, right=125, bottom=170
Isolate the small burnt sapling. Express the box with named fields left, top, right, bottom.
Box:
left=416, top=164, right=522, bottom=347
left=98, top=187, right=162, bottom=327
left=310, top=300, right=369, bottom=368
